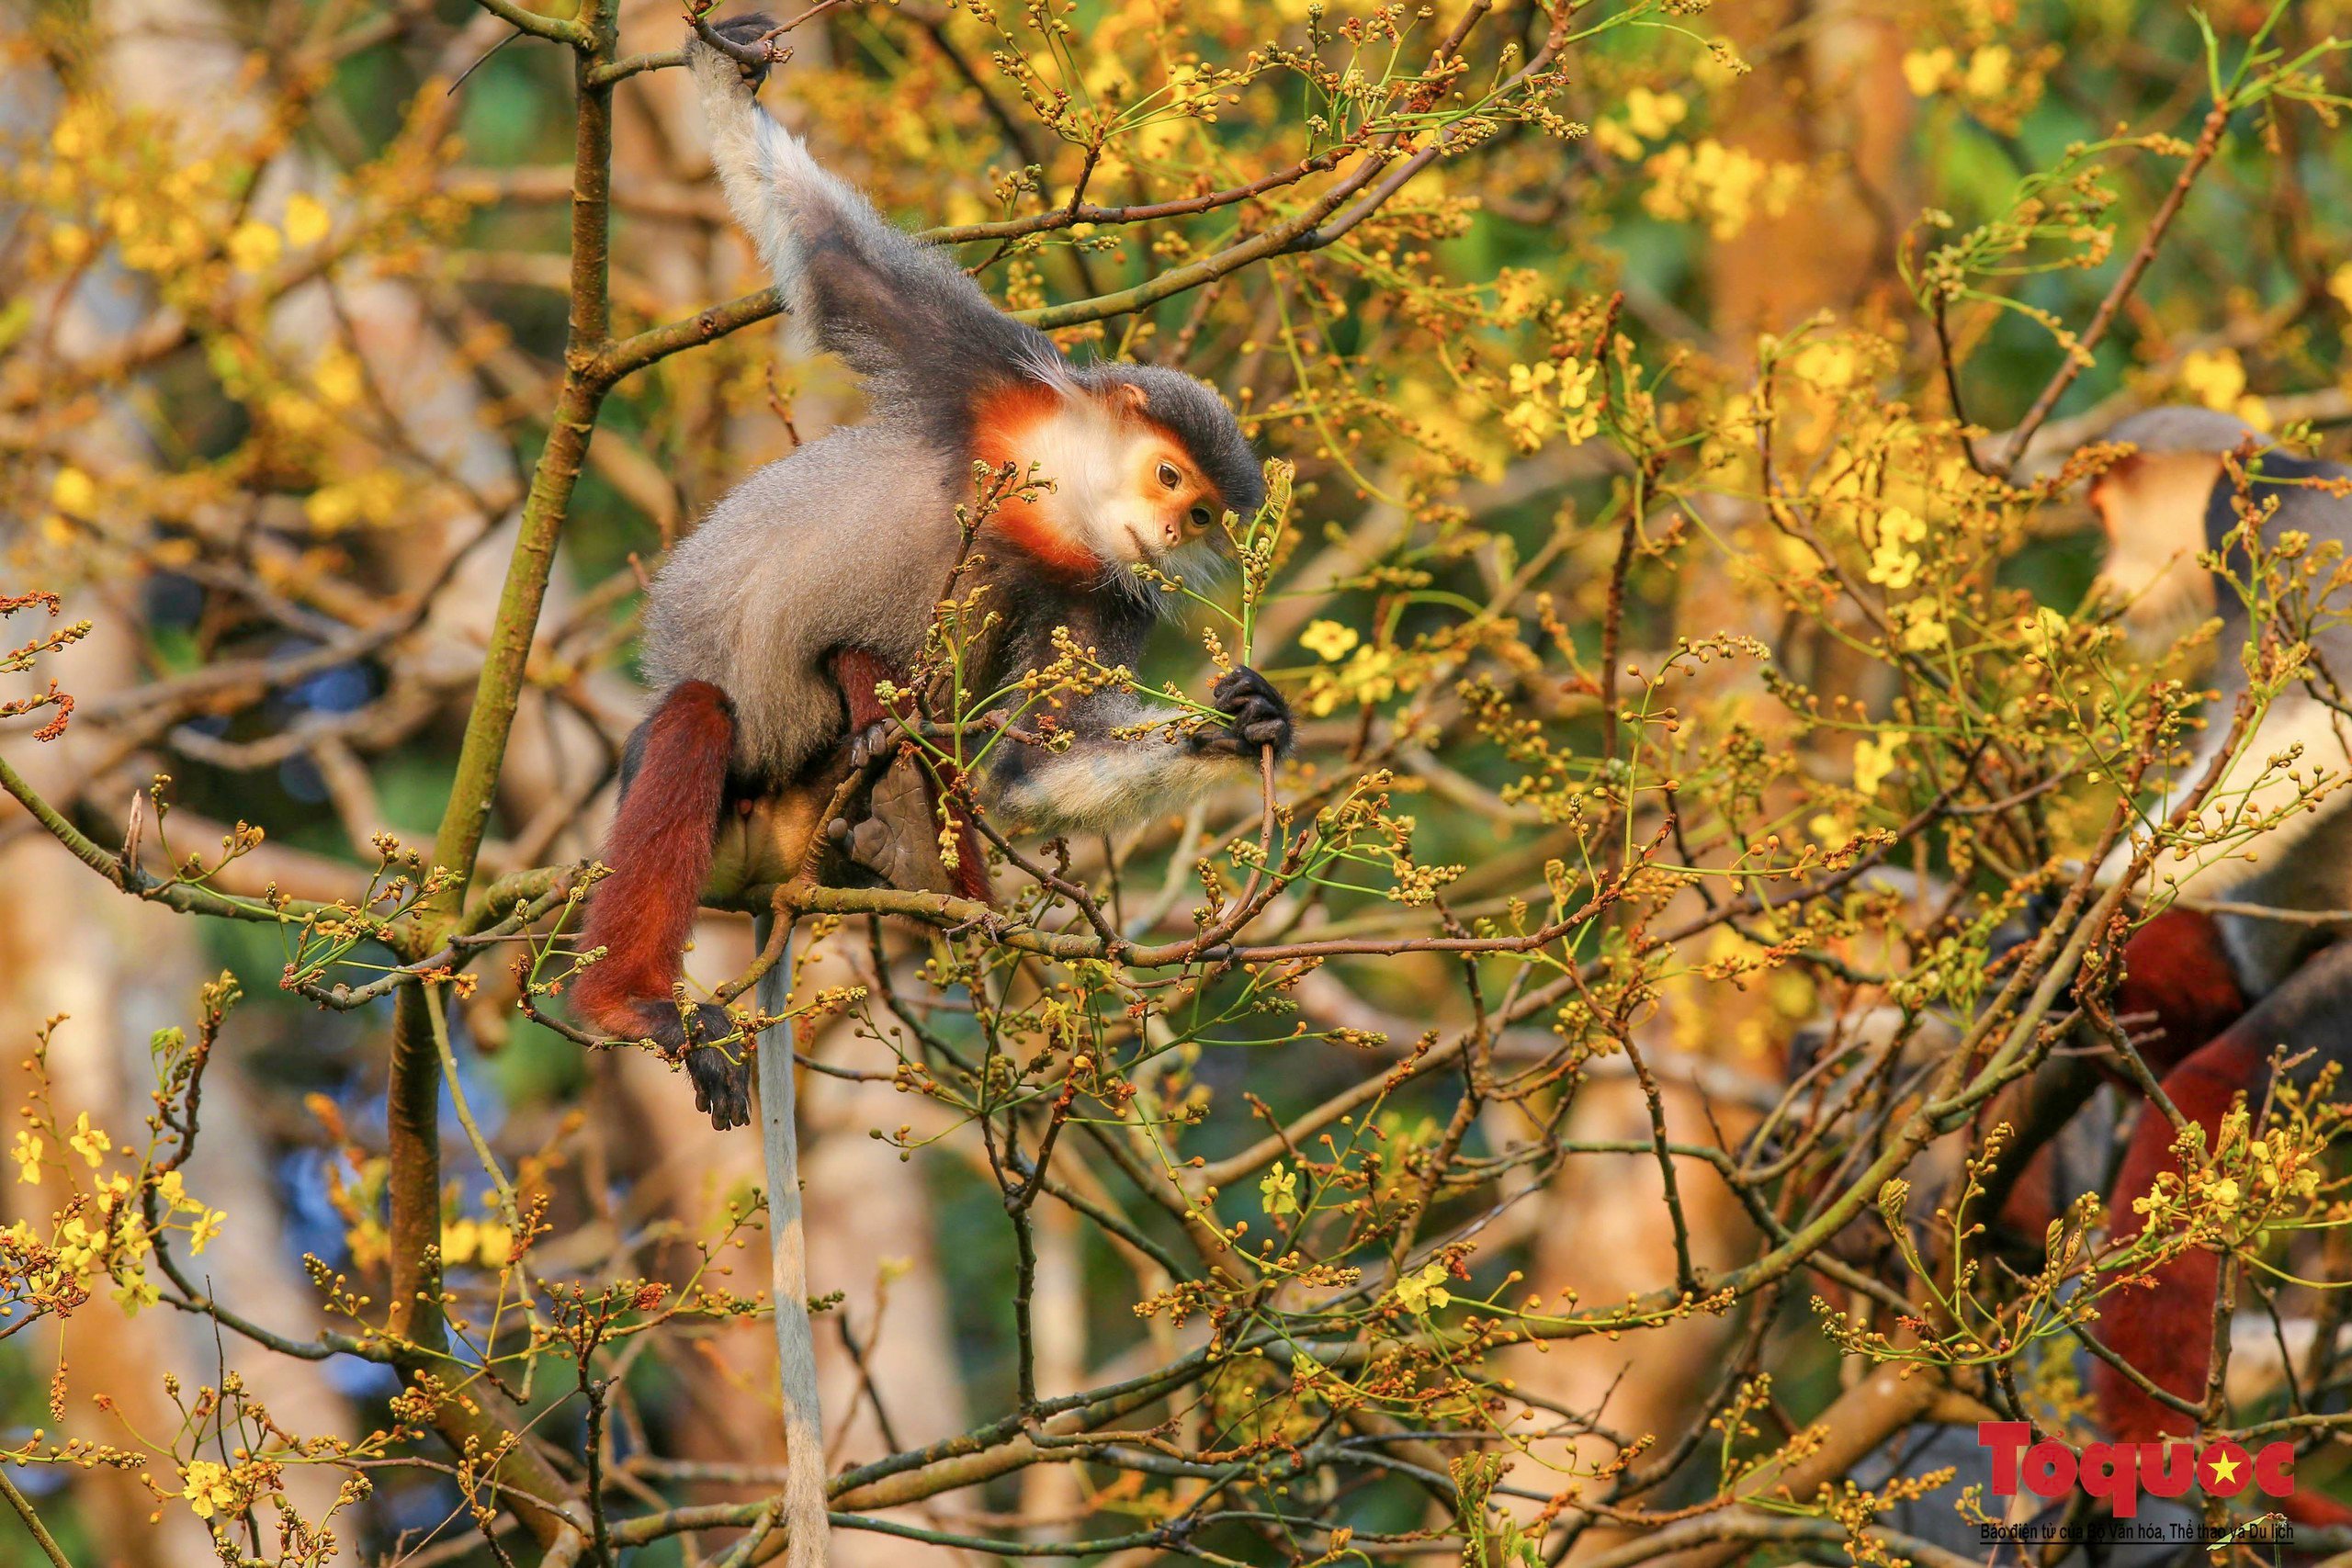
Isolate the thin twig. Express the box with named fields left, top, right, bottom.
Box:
left=1997, top=102, right=2233, bottom=473
left=0, top=1469, right=74, bottom=1568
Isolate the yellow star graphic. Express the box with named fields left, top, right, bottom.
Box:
left=2205, top=1452, right=2242, bottom=1488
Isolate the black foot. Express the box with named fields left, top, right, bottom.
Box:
left=685, top=1043, right=754, bottom=1131
left=636, top=1000, right=753, bottom=1130
left=703, top=12, right=779, bottom=85
left=1192, top=667, right=1294, bottom=759
left=831, top=757, right=959, bottom=894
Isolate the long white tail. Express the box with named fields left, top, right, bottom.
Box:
left=753, top=915, right=829, bottom=1566
left=694, top=48, right=816, bottom=282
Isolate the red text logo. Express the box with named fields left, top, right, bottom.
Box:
left=1979, top=1423, right=2296, bottom=1519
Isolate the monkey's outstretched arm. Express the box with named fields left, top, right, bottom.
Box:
left=689, top=18, right=1055, bottom=421
left=981, top=668, right=1293, bottom=837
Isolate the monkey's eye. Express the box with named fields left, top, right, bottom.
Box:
left=1157, top=461, right=1182, bottom=490
left=1189, top=505, right=1213, bottom=530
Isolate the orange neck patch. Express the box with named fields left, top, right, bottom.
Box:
left=970, top=382, right=1103, bottom=578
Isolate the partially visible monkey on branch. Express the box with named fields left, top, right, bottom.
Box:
left=571, top=14, right=1293, bottom=1131
left=2073, top=410, right=2352, bottom=1458
left=1804, top=412, right=2352, bottom=1550
left=1948, top=409, right=2352, bottom=1473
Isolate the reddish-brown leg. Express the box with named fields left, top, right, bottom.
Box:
left=572, top=680, right=751, bottom=1129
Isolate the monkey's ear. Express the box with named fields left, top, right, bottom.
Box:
left=1110, top=382, right=1150, bottom=419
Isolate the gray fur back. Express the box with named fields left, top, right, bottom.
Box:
left=642, top=423, right=964, bottom=780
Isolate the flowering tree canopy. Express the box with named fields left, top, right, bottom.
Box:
left=5, top=0, right=2352, bottom=1563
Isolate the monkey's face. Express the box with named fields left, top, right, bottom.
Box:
left=978, top=381, right=1227, bottom=574
left=1058, top=385, right=1225, bottom=568
left=2087, top=449, right=2223, bottom=653
left=1112, top=437, right=1222, bottom=558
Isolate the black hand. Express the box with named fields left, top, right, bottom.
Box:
left=633, top=999, right=754, bottom=1130
left=1192, top=667, right=1294, bottom=759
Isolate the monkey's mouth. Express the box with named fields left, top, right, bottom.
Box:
left=1122, top=524, right=1153, bottom=560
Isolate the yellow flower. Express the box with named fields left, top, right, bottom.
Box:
left=1300, top=620, right=1359, bottom=662
left=312, top=348, right=363, bottom=409
left=1345, top=647, right=1400, bottom=705
left=1894, top=598, right=1949, bottom=652
left=1303, top=645, right=1405, bottom=716
left=2020, top=604, right=2067, bottom=662
left=1962, top=44, right=2012, bottom=98
left=51, top=467, right=96, bottom=519
left=67, top=1112, right=111, bottom=1169
left=10, top=1131, right=42, bottom=1184
left=227, top=220, right=282, bottom=275
left=1591, top=118, right=1643, bottom=160
left=51, top=101, right=96, bottom=160
left=1493, top=268, right=1544, bottom=325
left=1501, top=360, right=1601, bottom=448
left=283, top=192, right=332, bottom=249
left=1260, top=1161, right=1299, bottom=1217
left=1623, top=86, right=1688, bottom=141
left=1643, top=139, right=1804, bottom=241
left=188, top=1207, right=224, bottom=1254
left=1901, top=47, right=1955, bottom=96
left=1555, top=360, right=1601, bottom=441
left=2178, top=348, right=2246, bottom=412
left=1394, top=1262, right=1453, bottom=1314
left=55, top=1216, right=96, bottom=1275
left=2209, top=1177, right=2240, bottom=1212
left=1557, top=360, right=1598, bottom=410
left=1866, top=505, right=1928, bottom=591
left=181, top=1460, right=238, bottom=1519
left=1853, top=731, right=1907, bottom=798
left=1503, top=398, right=1553, bottom=452
left=304, top=470, right=404, bottom=531
left=1789, top=339, right=1864, bottom=389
